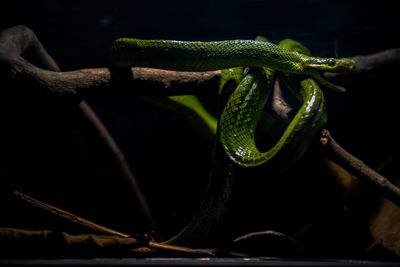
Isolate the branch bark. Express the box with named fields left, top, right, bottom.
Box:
left=3, top=26, right=400, bottom=97
left=11, top=190, right=215, bottom=257
left=0, top=227, right=214, bottom=258
left=0, top=26, right=220, bottom=97
left=319, top=129, right=400, bottom=207
left=0, top=227, right=142, bottom=258
left=324, top=48, right=400, bottom=81
left=13, top=190, right=130, bottom=238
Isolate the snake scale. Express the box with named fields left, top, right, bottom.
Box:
left=110, top=38, right=355, bottom=246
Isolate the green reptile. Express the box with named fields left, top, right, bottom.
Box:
left=219, top=38, right=328, bottom=167
left=110, top=38, right=355, bottom=246
left=111, top=38, right=354, bottom=92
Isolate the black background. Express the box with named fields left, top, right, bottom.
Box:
left=1, top=0, right=400, bottom=258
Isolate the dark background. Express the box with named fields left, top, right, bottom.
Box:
left=1, top=0, right=400, bottom=258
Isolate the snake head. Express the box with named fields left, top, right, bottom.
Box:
left=304, top=57, right=355, bottom=72
left=302, top=57, right=355, bottom=92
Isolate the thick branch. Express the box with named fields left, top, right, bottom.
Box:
left=351, top=48, right=400, bottom=73
left=324, top=48, right=400, bottom=80
left=0, top=26, right=220, bottom=97
left=319, top=129, right=400, bottom=207
left=3, top=26, right=400, bottom=97
left=0, top=227, right=213, bottom=258
left=0, top=227, right=142, bottom=258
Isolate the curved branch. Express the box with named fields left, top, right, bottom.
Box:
left=0, top=25, right=160, bottom=232
left=3, top=25, right=400, bottom=97
left=0, top=26, right=220, bottom=97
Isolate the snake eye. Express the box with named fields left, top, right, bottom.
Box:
left=327, top=58, right=336, bottom=67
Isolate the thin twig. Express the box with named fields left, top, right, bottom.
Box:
left=78, top=101, right=158, bottom=232
left=319, top=129, right=400, bottom=207
left=148, top=241, right=214, bottom=256
left=1, top=25, right=158, bottom=231
left=12, top=190, right=215, bottom=256
left=13, top=190, right=130, bottom=238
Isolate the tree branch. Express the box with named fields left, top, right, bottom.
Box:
left=0, top=227, right=214, bottom=258
left=13, top=190, right=130, bottom=238
left=0, top=227, right=143, bottom=258
left=77, top=100, right=159, bottom=232
left=324, top=48, right=400, bottom=80
left=319, top=129, right=400, bottom=207
left=0, top=26, right=220, bottom=97
left=11, top=190, right=215, bottom=256
left=1, top=25, right=160, bottom=232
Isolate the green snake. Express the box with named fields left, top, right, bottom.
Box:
left=110, top=38, right=355, bottom=245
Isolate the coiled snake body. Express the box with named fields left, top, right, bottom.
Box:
left=111, top=38, right=355, bottom=245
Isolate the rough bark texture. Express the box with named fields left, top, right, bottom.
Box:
left=0, top=227, right=142, bottom=258
left=0, top=26, right=220, bottom=98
